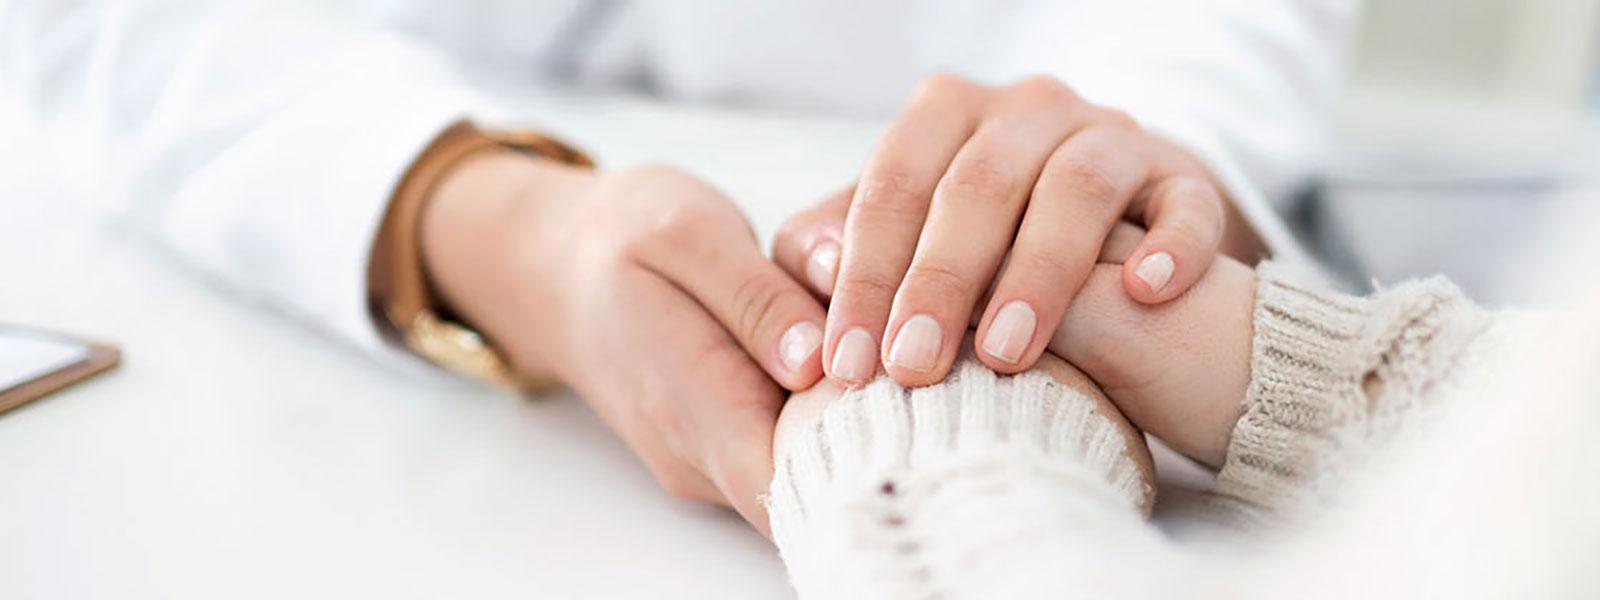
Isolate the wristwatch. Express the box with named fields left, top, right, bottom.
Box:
left=368, top=120, right=593, bottom=393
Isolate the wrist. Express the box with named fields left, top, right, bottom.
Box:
left=420, top=147, right=595, bottom=383
left=1049, top=260, right=1255, bottom=468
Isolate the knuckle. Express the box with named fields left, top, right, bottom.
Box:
left=1050, top=155, right=1123, bottom=208
left=906, top=261, right=978, bottom=299
left=611, top=163, right=698, bottom=200
left=912, top=72, right=974, bottom=101
left=1096, top=107, right=1141, bottom=130
left=1162, top=217, right=1215, bottom=252
left=1013, top=245, right=1088, bottom=286
left=855, top=170, right=927, bottom=216
left=729, top=273, right=796, bottom=347
left=617, top=161, right=683, bottom=181
left=940, top=154, right=1021, bottom=206
left=1158, top=179, right=1225, bottom=235
left=835, top=271, right=901, bottom=301
left=630, top=197, right=734, bottom=258
left=1010, top=74, right=1075, bottom=105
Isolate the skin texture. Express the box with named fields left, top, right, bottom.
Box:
left=419, top=113, right=1261, bottom=532
left=781, top=211, right=1260, bottom=470
left=420, top=149, right=832, bottom=534
left=1049, top=233, right=1257, bottom=468
left=803, top=74, right=1242, bottom=391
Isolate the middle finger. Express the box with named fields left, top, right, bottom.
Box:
left=823, top=75, right=985, bottom=384
left=880, top=79, right=1087, bottom=386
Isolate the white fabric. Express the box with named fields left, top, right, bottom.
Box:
left=0, top=0, right=1354, bottom=357
left=767, top=356, right=1154, bottom=599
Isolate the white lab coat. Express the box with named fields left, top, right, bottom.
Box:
left=0, top=0, right=1354, bottom=358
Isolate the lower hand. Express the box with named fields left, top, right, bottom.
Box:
left=420, top=150, right=828, bottom=532
left=1047, top=223, right=1258, bottom=468
left=776, top=74, right=1234, bottom=389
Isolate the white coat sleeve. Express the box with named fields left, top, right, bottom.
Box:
left=0, top=0, right=537, bottom=358
left=992, top=0, right=1359, bottom=265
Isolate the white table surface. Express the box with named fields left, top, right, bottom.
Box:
left=0, top=91, right=1213, bottom=598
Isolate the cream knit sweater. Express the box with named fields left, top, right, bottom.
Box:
left=766, top=261, right=1518, bottom=598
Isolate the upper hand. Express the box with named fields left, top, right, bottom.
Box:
left=420, top=151, right=828, bottom=533
left=775, top=74, right=1231, bottom=388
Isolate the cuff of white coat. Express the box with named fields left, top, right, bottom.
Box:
left=159, top=84, right=480, bottom=362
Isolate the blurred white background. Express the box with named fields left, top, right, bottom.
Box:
left=1311, top=0, right=1600, bottom=303
left=5, top=0, right=1597, bottom=301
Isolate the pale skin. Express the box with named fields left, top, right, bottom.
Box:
left=805, top=74, right=1264, bottom=391
left=418, top=74, right=1262, bottom=533
left=422, top=152, right=822, bottom=533
left=777, top=220, right=1260, bottom=492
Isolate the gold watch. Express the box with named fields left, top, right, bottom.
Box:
left=368, top=120, right=593, bottom=393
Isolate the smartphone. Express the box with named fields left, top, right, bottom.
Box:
left=0, top=324, right=120, bottom=414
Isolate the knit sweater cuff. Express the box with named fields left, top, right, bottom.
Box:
left=766, top=357, right=1147, bottom=598
left=1214, top=261, right=1493, bottom=522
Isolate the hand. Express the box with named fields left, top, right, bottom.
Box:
left=419, top=150, right=828, bottom=532
left=777, top=74, right=1236, bottom=388
left=1047, top=223, right=1258, bottom=468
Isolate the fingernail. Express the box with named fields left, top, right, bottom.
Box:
left=831, top=327, right=878, bottom=382
left=887, top=315, right=942, bottom=373
left=806, top=241, right=840, bottom=295
left=778, top=321, right=822, bottom=374
left=981, top=301, right=1036, bottom=364
left=1135, top=252, right=1175, bottom=293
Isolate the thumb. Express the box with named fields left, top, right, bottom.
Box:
left=634, top=205, right=829, bottom=392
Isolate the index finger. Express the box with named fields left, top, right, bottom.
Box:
left=825, top=75, right=984, bottom=384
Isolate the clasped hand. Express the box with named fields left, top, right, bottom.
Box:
left=419, top=74, right=1246, bottom=534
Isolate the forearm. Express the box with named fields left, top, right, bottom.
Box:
left=1212, top=262, right=1498, bottom=521
left=1048, top=259, right=1257, bottom=468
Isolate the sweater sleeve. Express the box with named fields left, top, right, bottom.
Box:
left=766, top=357, right=1157, bottom=599
left=1213, top=261, right=1499, bottom=524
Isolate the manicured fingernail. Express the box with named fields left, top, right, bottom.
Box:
left=981, top=301, right=1036, bottom=364
left=1135, top=252, right=1175, bottom=293
left=831, top=328, right=878, bottom=382
left=888, top=315, right=942, bottom=373
left=778, top=321, right=822, bottom=374
left=806, top=241, right=840, bottom=295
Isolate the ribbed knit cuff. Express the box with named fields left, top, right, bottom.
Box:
left=766, top=357, right=1148, bottom=598
left=1214, top=261, right=1493, bottom=524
